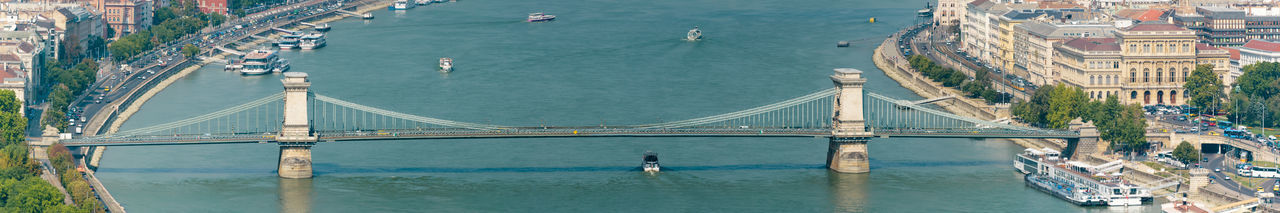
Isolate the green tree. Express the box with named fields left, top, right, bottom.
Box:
left=1185, top=64, right=1224, bottom=110
left=1173, top=141, right=1200, bottom=164
left=182, top=44, right=200, bottom=57
left=1045, top=84, right=1087, bottom=129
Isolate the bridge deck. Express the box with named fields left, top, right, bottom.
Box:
left=61, top=128, right=1078, bottom=146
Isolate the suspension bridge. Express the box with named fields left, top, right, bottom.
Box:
left=53, top=69, right=1090, bottom=178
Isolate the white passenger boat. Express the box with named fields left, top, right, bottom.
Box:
left=239, top=49, right=284, bottom=75
left=1014, top=148, right=1151, bottom=206
left=278, top=33, right=301, bottom=49
left=299, top=33, right=326, bottom=50
left=687, top=27, right=702, bottom=41
left=314, top=23, right=331, bottom=31
left=642, top=151, right=660, bottom=173
left=439, top=57, right=453, bottom=72
left=527, top=12, right=556, bottom=22
left=415, top=0, right=431, bottom=5
left=390, top=0, right=415, bottom=10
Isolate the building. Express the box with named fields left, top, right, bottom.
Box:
left=87, top=0, right=153, bottom=37
left=198, top=0, right=228, bottom=15
left=1013, top=21, right=1115, bottom=86
left=1174, top=7, right=1246, bottom=47
left=962, top=0, right=999, bottom=63
left=1054, top=22, right=1229, bottom=106
left=47, top=7, right=104, bottom=58
left=991, top=9, right=1103, bottom=78
left=0, top=58, right=27, bottom=115
left=935, top=0, right=972, bottom=26
left=1174, top=6, right=1280, bottom=48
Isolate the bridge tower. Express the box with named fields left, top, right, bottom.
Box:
left=278, top=72, right=318, bottom=179
left=828, top=68, right=874, bottom=173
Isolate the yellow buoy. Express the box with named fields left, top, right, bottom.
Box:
left=869, top=17, right=876, bottom=23
left=573, top=130, right=578, bottom=134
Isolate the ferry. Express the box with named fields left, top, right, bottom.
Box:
left=642, top=151, right=660, bottom=173
left=415, top=0, right=431, bottom=5
left=238, top=49, right=288, bottom=75
left=390, top=0, right=415, bottom=10
left=299, top=33, right=327, bottom=50
left=439, top=57, right=453, bottom=72
left=1014, top=148, right=1151, bottom=206
left=278, top=33, right=301, bottom=49
left=527, top=12, right=556, bottom=22
left=686, top=27, right=702, bottom=41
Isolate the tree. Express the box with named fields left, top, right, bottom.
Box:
left=182, top=44, right=200, bottom=58
left=1185, top=64, right=1224, bottom=110
left=1173, top=141, right=1200, bottom=164
left=1045, top=84, right=1087, bottom=129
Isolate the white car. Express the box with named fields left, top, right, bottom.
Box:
left=1215, top=168, right=1222, bottom=172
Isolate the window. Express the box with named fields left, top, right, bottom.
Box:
left=1183, top=69, right=1189, bottom=82
left=1130, top=71, right=1137, bottom=83
left=1131, top=91, right=1138, bottom=99
left=1144, top=69, right=1150, bottom=82
left=1156, top=70, right=1162, bottom=83
left=1144, top=44, right=1151, bottom=53
left=1169, top=71, right=1175, bottom=82
left=1157, top=44, right=1164, bottom=53
left=1091, top=76, right=1096, bottom=85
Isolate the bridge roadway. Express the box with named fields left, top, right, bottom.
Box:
left=60, top=127, right=1079, bottom=146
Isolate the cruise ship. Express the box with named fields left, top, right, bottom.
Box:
left=238, top=50, right=289, bottom=75
left=1014, top=148, right=1151, bottom=206
left=390, top=0, right=415, bottom=10
left=278, top=33, right=301, bottom=49
left=299, top=33, right=327, bottom=50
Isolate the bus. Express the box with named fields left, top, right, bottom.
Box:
left=1226, top=129, right=1250, bottom=139
left=1251, top=166, right=1280, bottom=178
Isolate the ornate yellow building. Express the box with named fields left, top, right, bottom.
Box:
left=1054, top=22, right=1229, bottom=106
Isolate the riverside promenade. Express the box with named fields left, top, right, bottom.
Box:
left=871, top=25, right=1063, bottom=151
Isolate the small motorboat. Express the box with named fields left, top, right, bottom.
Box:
left=362, top=13, right=375, bottom=19
left=642, top=151, right=660, bottom=173
left=527, top=12, right=556, bottom=22
left=314, top=23, right=331, bottom=31
left=439, top=57, right=453, bottom=72
left=687, top=27, right=702, bottom=41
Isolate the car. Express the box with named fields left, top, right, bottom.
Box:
left=1204, top=157, right=1209, bottom=162
left=1226, top=176, right=1232, bottom=180
left=1216, top=168, right=1222, bottom=172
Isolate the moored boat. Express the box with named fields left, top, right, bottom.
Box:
left=415, top=0, right=431, bottom=5
left=278, top=33, right=301, bottom=49
left=239, top=49, right=283, bottom=75
left=1013, top=148, right=1152, bottom=206
left=299, top=33, right=326, bottom=50
left=314, top=23, right=331, bottom=31
left=439, top=57, right=453, bottom=72
left=527, top=12, right=556, bottom=22
left=390, top=0, right=415, bottom=10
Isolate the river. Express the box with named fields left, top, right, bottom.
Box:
left=96, top=0, right=1157, bottom=212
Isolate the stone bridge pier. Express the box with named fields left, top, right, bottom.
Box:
left=278, top=72, right=317, bottom=179
left=828, top=68, right=874, bottom=173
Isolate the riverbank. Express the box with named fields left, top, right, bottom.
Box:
left=870, top=31, right=1061, bottom=151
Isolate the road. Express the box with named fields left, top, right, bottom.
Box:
left=1205, top=153, right=1278, bottom=200
left=70, top=0, right=358, bottom=136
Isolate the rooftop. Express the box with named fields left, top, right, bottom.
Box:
left=1062, top=38, right=1120, bottom=51
left=1242, top=39, right=1280, bottom=52
left=1124, top=21, right=1186, bottom=32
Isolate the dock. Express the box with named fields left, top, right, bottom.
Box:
left=214, top=46, right=246, bottom=55
left=335, top=10, right=373, bottom=19
left=271, top=27, right=299, bottom=34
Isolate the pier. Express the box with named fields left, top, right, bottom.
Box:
left=271, top=27, right=299, bottom=34
left=214, top=46, right=246, bottom=55
left=335, top=10, right=373, bottom=19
